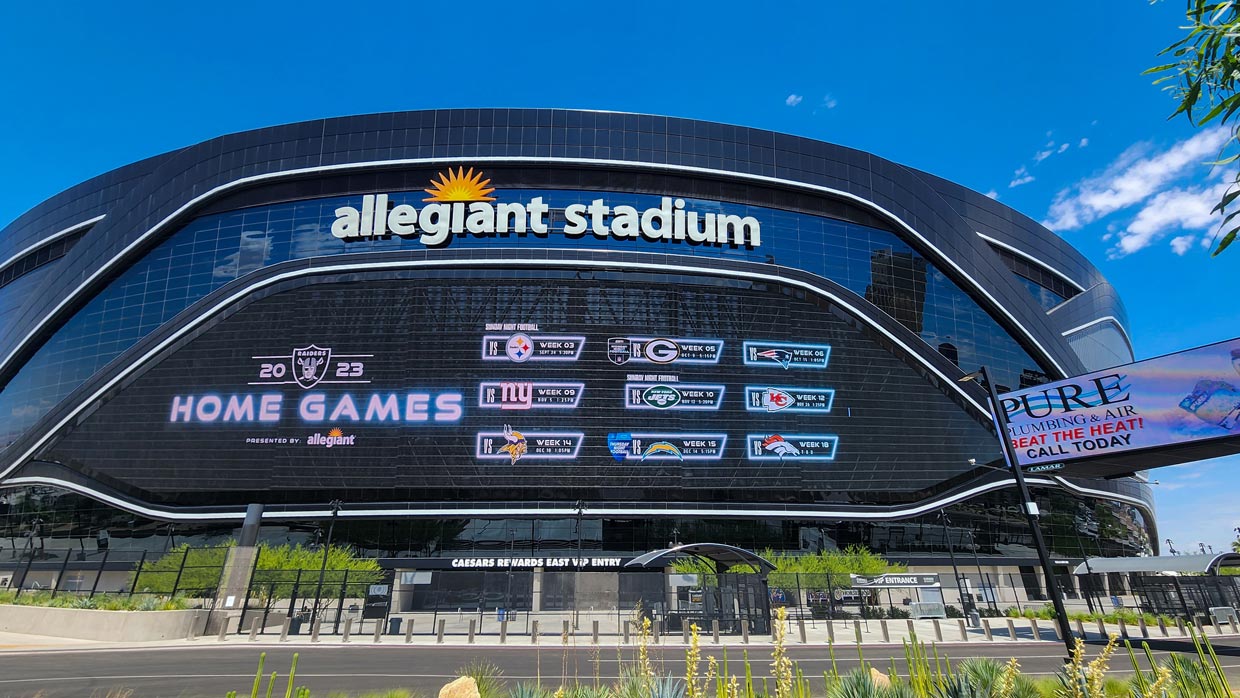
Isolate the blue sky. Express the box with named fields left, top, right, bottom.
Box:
left=0, top=2, right=1235, bottom=551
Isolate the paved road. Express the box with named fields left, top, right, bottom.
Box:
left=0, top=639, right=1237, bottom=698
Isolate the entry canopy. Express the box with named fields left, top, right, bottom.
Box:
left=625, top=543, right=777, bottom=573
left=1072, top=553, right=1240, bottom=576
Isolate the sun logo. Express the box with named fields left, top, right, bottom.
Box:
left=423, top=167, right=496, bottom=202
left=328, top=427, right=344, bottom=438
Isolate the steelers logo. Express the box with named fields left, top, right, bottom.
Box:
left=505, top=333, right=534, bottom=362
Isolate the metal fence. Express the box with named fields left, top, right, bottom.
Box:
left=0, top=546, right=230, bottom=604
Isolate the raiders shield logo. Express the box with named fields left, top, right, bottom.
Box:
left=607, top=337, right=632, bottom=365
left=291, top=344, right=332, bottom=389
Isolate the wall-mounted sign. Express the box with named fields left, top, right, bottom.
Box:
left=606, top=337, right=724, bottom=365
left=744, top=386, right=835, bottom=413
left=745, top=434, right=839, bottom=461
left=999, top=336, right=1240, bottom=466
left=850, top=573, right=940, bottom=588
left=330, top=168, right=762, bottom=248
left=475, top=427, right=584, bottom=463
left=482, top=334, right=585, bottom=362
left=605, top=433, right=727, bottom=461
left=478, top=382, right=584, bottom=410
left=624, top=383, right=726, bottom=410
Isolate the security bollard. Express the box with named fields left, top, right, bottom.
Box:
left=592, top=620, right=599, bottom=645
left=854, top=620, right=863, bottom=645
left=798, top=619, right=807, bottom=644
left=1029, top=619, right=1040, bottom=641
left=374, top=621, right=383, bottom=644
left=712, top=620, right=720, bottom=644
left=280, top=618, right=291, bottom=642
left=1075, top=619, right=1087, bottom=640
left=248, top=618, right=259, bottom=642
left=742, top=622, right=749, bottom=644
left=1006, top=619, right=1017, bottom=641
left=563, top=620, right=571, bottom=645
left=1137, top=617, right=1148, bottom=638
left=826, top=620, right=835, bottom=643
left=982, top=619, right=993, bottom=641
left=311, top=618, right=322, bottom=643
left=907, top=619, right=915, bottom=639
left=957, top=619, right=968, bottom=641
left=468, top=619, right=476, bottom=644
left=683, top=623, right=690, bottom=645
left=880, top=620, right=890, bottom=643
left=501, top=619, right=508, bottom=644
left=218, top=618, right=229, bottom=642
left=623, top=620, right=630, bottom=644
left=437, top=619, right=446, bottom=644
left=1157, top=617, right=1168, bottom=637
left=531, top=620, right=539, bottom=644
left=1118, top=619, right=1128, bottom=639
left=1097, top=619, right=1106, bottom=638
left=405, top=619, right=415, bottom=644
left=933, top=619, right=943, bottom=642
left=342, top=618, right=353, bottom=643
left=653, top=620, right=661, bottom=644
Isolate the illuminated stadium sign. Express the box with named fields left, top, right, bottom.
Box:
left=331, top=168, right=762, bottom=248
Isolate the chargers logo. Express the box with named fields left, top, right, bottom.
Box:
left=756, top=349, right=793, bottom=369
left=761, top=434, right=802, bottom=460
left=499, top=424, right=528, bottom=463
left=607, top=433, right=632, bottom=462
left=641, top=441, right=684, bottom=461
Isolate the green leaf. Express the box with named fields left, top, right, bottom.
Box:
left=1211, top=229, right=1237, bottom=256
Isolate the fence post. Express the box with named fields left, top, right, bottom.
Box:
left=333, top=569, right=350, bottom=634
left=128, top=550, right=149, bottom=597
left=170, top=547, right=191, bottom=598
left=51, top=548, right=72, bottom=599
left=287, top=570, right=302, bottom=622
left=89, top=548, right=109, bottom=598
left=236, top=551, right=260, bottom=634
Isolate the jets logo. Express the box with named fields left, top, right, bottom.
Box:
left=641, top=385, right=682, bottom=409
left=761, top=434, right=802, bottom=459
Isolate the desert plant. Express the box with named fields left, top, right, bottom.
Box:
left=459, top=659, right=507, bottom=698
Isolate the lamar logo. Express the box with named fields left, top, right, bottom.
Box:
left=307, top=427, right=355, bottom=448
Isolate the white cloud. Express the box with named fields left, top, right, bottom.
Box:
left=1079, top=137, right=1089, bottom=148
left=1057, top=143, right=1069, bottom=154
left=1043, top=126, right=1230, bottom=231
left=984, top=189, right=999, bottom=200
left=1009, top=166, right=1035, bottom=188
left=822, top=95, right=838, bottom=109
left=1033, top=149, right=1055, bottom=164
left=1110, top=177, right=1230, bottom=256
left=785, top=94, right=803, bottom=107
left=1170, top=234, right=1197, bottom=255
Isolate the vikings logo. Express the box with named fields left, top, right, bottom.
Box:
left=498, top=424, right=528, bottom=464
left=291, top=344, right=332, bottom=389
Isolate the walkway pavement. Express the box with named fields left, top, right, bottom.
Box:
left=0, top=615, right=1234, bottom=653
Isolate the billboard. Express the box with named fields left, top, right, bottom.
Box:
left=35, top=272, right=1005, bottom=507
left=999, top=337, right=1240, bottom=466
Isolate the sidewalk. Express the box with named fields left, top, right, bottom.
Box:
left=0, top=616, right=1232, bottom=653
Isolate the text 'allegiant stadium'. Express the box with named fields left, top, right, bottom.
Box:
left=331, top=195, right=763, bottom=248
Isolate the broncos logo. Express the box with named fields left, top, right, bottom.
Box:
left=761, top=434, right=802, bottom=460
left=498, top=424, right=528, bottom=464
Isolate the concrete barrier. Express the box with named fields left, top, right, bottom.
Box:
left=933, top=619, right=942, bottom=642
left=1030, top=619, right=1040, bottom=641
left=957, top=619, right=968, bottom=641
left=982, top=619, right=993, bottom=641
left=0, top=605, right=208, bottom=643
left=1006, top=619, right=1017, bottom=641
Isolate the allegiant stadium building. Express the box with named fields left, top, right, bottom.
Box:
left=0, top=109, right=1154, bottom=587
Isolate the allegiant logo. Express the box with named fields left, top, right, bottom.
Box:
left=330, top=167, right=762, bottom=248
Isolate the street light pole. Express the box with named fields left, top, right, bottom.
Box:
left=961, top=365, right=1075, bottom=656
left=311, top=499, right=344, bottom=628
left=938, top=510, right=970, bottom=615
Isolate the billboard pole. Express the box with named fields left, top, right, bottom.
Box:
left=963, top=366, right=1075, bottom=657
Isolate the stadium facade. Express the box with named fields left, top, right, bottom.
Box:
left=0, top=109, right=1153, bottom=594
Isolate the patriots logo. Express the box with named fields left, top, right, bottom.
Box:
left=756, top=349, right=793, bottom=369
left=761, top=434, right=802, bottom=460
left=641, top=441, right=684, bottom=461
left=764, top=388, right=796, bottom=412
left=498, top=424, right=528, bottom=463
